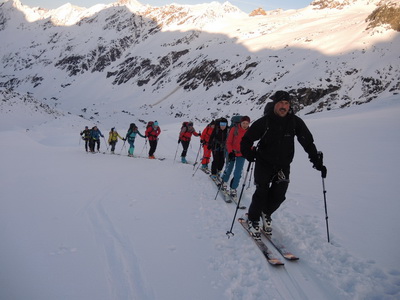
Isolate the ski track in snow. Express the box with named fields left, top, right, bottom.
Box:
left=191, top=161, right=400, bottom=300
left=85, top=188, right=155, bottom=300
left=194, top=175, right=340, bottom=300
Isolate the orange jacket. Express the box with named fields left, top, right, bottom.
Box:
left=200, top=125, right=214, bottom=144
left=179, top=127, right=199, bottom=142
left=226, top=124, right=247, bottom=156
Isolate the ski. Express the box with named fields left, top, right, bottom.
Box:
left=200, top=167, right=211, bottom=175
left=242, top=213, right=299, bottom=260
left=238, top=218, right=284, bottom=266
left=261, top=230, right=299, bottom=260
left=221, top=188, right=246, bottom=209
left=214, top=179, right=246, bottom=209
left=210, top=176, right=233, bottom=204
left=132, top=155, right=166, bottom=161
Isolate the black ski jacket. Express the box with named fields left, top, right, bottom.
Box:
left=241, top=111, right=319, bottom=168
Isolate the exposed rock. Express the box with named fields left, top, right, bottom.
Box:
left=249, top=8, right=267, bottom=16
left=366, top=2, right=400, bottom=31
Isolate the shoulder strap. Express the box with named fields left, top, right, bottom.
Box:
left=255, top=116, right=269, bottom=151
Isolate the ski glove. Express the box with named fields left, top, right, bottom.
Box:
left=245, top=147, right=257, bottom=162
left=314, top=164, right=327, bottom=178
left=178, top=139, right=181, bottom=144
left=312, top=151, right=327, bottom=178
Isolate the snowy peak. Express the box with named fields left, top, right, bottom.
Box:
left=0, top=0, right=399, bottom=122
left=117, top=0, right=143, bottom=6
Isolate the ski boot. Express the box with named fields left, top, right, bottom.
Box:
left=261, top=212, right=272, bottom=234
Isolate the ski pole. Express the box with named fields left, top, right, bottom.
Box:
left=193, top=143, right=202, bottom=169
left=140, top=138, right=148, bottom=155
left=318, top=151, right=330, bottom=243
left=214, top=177, right=224, bottom=200
left=120, top=140, right=126, bottom=155
left=173, top=142, right=180, bottom=164
left=226, top=161, right=253, bottom=238
left=246, top=161, right=254, bottom=189
left=214, top=158, right=233, bottom=200
left=322, top=176, right=330, bottom=243
left=102, top=136, right=109, bottom=151
left=192, top=156, right=204, bottom=177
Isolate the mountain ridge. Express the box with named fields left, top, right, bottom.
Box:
left=0, top=0, right=399, bottom=123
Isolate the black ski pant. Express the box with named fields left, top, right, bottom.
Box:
left=211, top=149, right=225, bottom=175
left=248, top=162, right=290, bottom=222
left=149, top=140, right=158, bottom=156
left=84, top=139, right=89, bottom=151
left=180, top=140, right=190, bottom=157
left=89, top=139, right=100, bottom=152
left=109, top=141, right=117, bottom=152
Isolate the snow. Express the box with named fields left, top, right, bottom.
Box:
left=1, top=91, right=400, bottom=299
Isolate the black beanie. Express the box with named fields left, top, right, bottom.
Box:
left=270, top=91, right=291, bottom=103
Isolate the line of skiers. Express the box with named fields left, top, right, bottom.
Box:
left=176, top=90, right=327, bottom=238
left=80, top=90, right=328, bottom=238
left=80, top=121, right=161, bottom=158
left=190, top=116, right=251, bottom=201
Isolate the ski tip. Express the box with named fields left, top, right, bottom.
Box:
left=268, top=259, right=285, bottom=266
left=284, top=254, right=299, bottom=261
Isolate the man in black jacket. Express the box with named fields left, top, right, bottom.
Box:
left=240, top=91, right=327, bottom=237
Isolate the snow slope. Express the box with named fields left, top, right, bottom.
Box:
left=1, top=91, right=400, bottom=299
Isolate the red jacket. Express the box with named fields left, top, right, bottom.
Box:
left=226, top=124, right=247, bottom=156
left=201, top=125, right=214, bottom=144
left=145, top=126, right=161, bottom=141
left=179, top=127, right=199, bottom=142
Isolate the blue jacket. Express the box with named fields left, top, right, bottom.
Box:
left=90, top=129, right=104, bottom=140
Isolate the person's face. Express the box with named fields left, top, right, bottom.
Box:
left=274, top=101, right=290, bottom=117
left=241, top=121, right=250, bottom=129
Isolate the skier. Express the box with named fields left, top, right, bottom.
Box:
left=208, top=118, right=228, bottom=180
left=178, top=122, right=200, bottom=163
left=145, top=121, right=161, bottom=159
left=80, top=126, right=90, bottom=152
left=200, top=120, right=215, bottom=171
left=108, top=127, right=124, bottom=154
left=89, top=126, right=104, bottom=153
left=125, top=123, right=145, bottom=157
left=220, top=116, right=251, bottom=199
left=241, top=90, right=327, bottom=237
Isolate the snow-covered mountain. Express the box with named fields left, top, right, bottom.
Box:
left=0, top=0, right=399, bottom=124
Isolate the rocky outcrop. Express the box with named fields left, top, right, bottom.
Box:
left=366, top=1, right=400, bottom=31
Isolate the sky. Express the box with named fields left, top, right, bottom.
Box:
left=18, top=0, right=312, bottom=13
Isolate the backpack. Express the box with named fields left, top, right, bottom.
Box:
left=181, top=121, right=190, bottom=132
left=263, top=102, right=274, bottom=116
left=228, top=115, right=243, bottom=136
